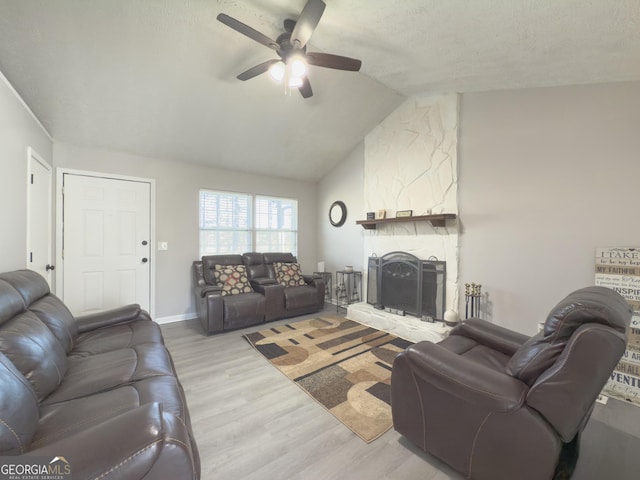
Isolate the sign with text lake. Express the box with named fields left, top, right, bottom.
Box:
left=595, top=247, right=640, bottom=406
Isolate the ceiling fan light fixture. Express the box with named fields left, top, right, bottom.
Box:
left=289, top=56, right=307, bottom=78
left=268, top=61, right=286, bottom=82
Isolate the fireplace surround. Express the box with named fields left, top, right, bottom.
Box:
left=367, top=251, right=446, bottom=321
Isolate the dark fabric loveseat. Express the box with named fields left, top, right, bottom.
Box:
left=193, top=252, right=325, bottom=334
left=0, top=269, right=200, bottom=480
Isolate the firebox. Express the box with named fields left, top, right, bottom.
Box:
left=367, top=251, right=446, bottom=321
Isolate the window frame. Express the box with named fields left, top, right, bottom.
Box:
left=199, top=189, right=298, bottom=257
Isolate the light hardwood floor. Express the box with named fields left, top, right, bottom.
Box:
left=161, top=306, right=640, bottom=480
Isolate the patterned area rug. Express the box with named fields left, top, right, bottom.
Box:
left=243, top=316, right=412, bottom=442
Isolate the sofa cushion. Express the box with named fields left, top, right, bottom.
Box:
left=30, top=295, right=78, bottom=353
left=274, top=262, right=306, bottom=287
left=43, top=344, right=177, bottom=404
left=222, top=293, right=265, bottom=329
left=283, top=285, right=319, bottom=309
left=0, top=270, right=49, bottom=308
left=0, top=280, right=26, bottom=325
left=33, top=375, right=188, bottom=448
left=0, top=311, right=68, bottom=401
left=214, top=264, right=253, bottom=296
left=0, top=352, right=39, bottom=454
left=70, top=320, right=164, bottom=357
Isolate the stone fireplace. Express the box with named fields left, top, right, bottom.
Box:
left=363, top=93, right=460, bottom=312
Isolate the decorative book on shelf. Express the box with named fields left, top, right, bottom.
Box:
left=356, top=214, right=457, bottom=230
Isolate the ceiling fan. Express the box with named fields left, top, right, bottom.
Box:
left=217, top=0, right=362, bottom=98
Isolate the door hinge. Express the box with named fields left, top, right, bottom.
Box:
left=29, top=252, right=33, bottom=263
left=30, top=174, right=34, bottom=185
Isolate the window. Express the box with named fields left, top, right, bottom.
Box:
left=199, top=190, right=297, bottom=257
left=199, top=190, right=251, bottom=256
left=255, top=195, right=298, bottom=253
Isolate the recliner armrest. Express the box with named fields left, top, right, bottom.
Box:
left=451, top=318, right=530, bottom=356
left=195, top=284, right=222, bottom=298
left=302, top=274, right=321, bottom=284
left=403, top=341, right=528, bottom=412
left=22, top=403, right=195, bottom=480
left=76, top=304, right=150, bottom=333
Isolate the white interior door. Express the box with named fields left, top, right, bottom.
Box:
left=62, top=173, right=151, bottom=315
left=27, top=148, right=53, bottom=285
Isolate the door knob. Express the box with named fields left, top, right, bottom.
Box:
left=46, top=264, right=55, bottom=271
left=141, top=258, right=148, bottom=263
left=142, top=240, right=148, bottom=246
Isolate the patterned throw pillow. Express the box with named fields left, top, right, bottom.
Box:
left=213, top=264, right=253, bottom=296
left=273, top=262, right=307, bottom=287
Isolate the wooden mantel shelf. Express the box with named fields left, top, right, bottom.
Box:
left=356, top=214, right=457, bottom=230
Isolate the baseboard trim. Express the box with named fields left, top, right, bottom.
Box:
left=155, top=313, right=198, bottom=325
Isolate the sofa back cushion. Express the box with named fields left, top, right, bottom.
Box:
left=0, top=270, right=78, bottom=353
left=0, top=352, right=39, bottom=454
left=0, top=311, right=68, bottom=401
left=0, top=270, right=49, bottom=307
left=29, top=295, right=78, bottom=353
left=0, top=280, right=26, bottom=325
left=507, top=286, right=631, bottom=386
left=242, top=252, right=268, bottom=280
left=202, top=255, right=243, bottom=285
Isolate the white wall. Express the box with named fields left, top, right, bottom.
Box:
left=459, top=81, right=640, bottom=334
left=317, top=144, right=365, bottom=275
left=53, top=142, right=318, bottom=320
left=0, top=72, right=53, bottom=272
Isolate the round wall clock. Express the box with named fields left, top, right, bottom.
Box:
left=329, top=201, right=347, bottom=227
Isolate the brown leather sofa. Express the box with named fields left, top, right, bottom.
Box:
left=391, top=286, right=631, bottom=480
left=193, top=252, right=325, bottom=334
left=0, top=269, right=200, bottom=480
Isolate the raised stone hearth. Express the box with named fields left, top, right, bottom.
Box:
left=346, top=302, right=451, bottom=344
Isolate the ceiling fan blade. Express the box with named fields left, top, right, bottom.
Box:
left=217, top=13, right=279, bottom=50
left=306, top=52, right=362, bottom=72
left=291, top=0, right=326, bottom=49
left=237, top=59, right=280, bottom=81
left=299, top=76, right=313, bottom=98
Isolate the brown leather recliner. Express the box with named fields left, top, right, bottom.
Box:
left=194, top=254, right=267, bottom=333
left=253, top=252, right=325, bottom=319
left=391, top=286, right=631, bottom=480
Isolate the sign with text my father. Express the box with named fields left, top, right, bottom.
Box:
left=595, top=247, right=640, bottom=406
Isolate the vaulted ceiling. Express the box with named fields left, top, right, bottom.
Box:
left=1, top=1, right=639, bottom=181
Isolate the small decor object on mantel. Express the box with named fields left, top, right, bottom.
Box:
left=396, top=209, right=413, bottom=218
left=376, top=209, right=386, bottom=219
left=366, top=212, right=375, bottom=220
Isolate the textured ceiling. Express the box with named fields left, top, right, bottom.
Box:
left=0, top=0, right=639, bottom=181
